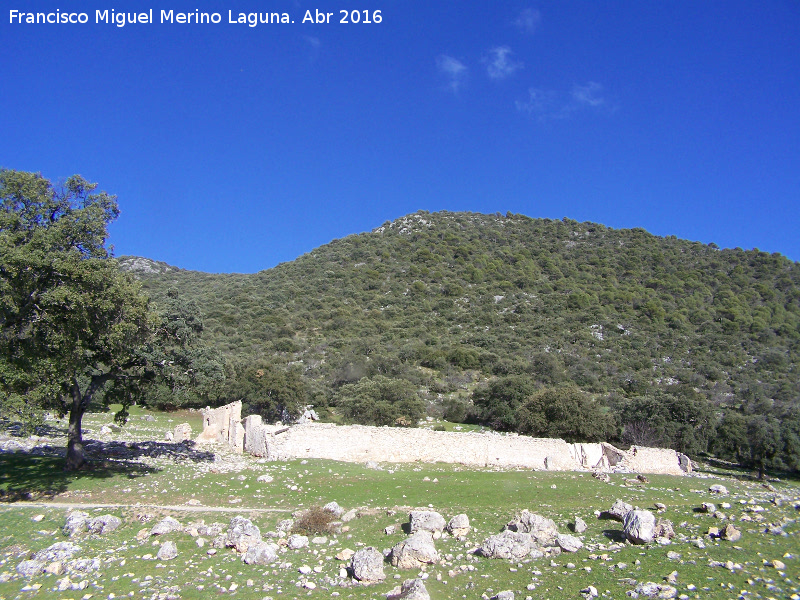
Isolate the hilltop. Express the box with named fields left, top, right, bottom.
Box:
left=119, top=211, right=800, bottom=470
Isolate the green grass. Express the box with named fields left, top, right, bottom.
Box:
left=0, top=408, right=798, bottom=600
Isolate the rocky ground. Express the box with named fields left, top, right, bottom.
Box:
left=0, top=411, right=798, bottom=600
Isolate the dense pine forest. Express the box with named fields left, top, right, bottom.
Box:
left=120, top=211, right=800, bottom=474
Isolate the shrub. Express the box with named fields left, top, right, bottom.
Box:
left=291, top=506, right=339, bottom=535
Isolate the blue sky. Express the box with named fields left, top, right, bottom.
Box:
left=2, top=1, right=799, bottom=272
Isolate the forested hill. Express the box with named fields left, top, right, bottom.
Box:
left=118, top=211, right=800, bottom=468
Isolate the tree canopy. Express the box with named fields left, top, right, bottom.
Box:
left=0, top=170, right=222, bottom=469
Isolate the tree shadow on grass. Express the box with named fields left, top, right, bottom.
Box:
left=0, top=439, right=215, bottom=503
left=0, top=448, right=154, bottom=502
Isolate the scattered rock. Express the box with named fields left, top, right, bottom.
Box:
left=505, top=511, right=558, bottom=547
left=721, top=524, right=741, bottom=542
left=156, top=541, right=178, bottom=560
left=341, top=508, right=358, bottom=522
left=256, top=474, right=274, bottom=483
left=287, top=534, right=309, bottom=550
left=771, top=559, right=786, bottom=570
left=16, top=560, right=46, bottom=577
left=386, top=578, right=431, bottom=600
left=33, top=541, right=81, bottom=563
left=556, top=533, right=583, bottom=553
left=242, top=541, right=278, bottom=565
left=324, top=501, right=345, bottom=518
left=604, top=499, right=633, bottom=522
left=150, top=517, right=182, bottom=536
left=225, top=516, right=262, bottom=553
left=654, top=518, right=675, bottom=540
left=581, top=585, right=599, bottom=598
left=479, top=530, right=535, bottom=560
left=700, top=502, right=716, bottom=514
left=350, top=547, right=386, bottom=583
left=446, top=514, right=471, bottom=538
left=573, top=516, right=587, bottom=534
left=709, top=484, right=728, bottom=495
left=634, top=581, right=677, bottom=598
left=336, top=548, right=355, bottom=561
left=409, top=510, right=446, bottom=536
left=624, top=510, right=656, bottom=545
left=491, top=591, right=515, bottom=600
left=390, top=531, right=439, bottom=569
left=87, top=515, right=122, bottom=535
left=63, top=511, right=89, bottom=537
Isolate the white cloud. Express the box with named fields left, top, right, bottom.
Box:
left=483, top=46, right=523, bottom=80
left=436, top=55, right=468, bottom=92
left=515, top=87, right=562, bottom=118
left=517, top=82, right=612, bottom=121
left=514, top=8, right=541, bottom=34
left=572, top=81, right=605, bottom=107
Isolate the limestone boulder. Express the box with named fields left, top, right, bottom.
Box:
left=225, top=516, right=261, bottom=553
left=390, top=531, right=439, bottom=569
left=573, top=516, right=587, bottom=533
left=505, top=510, right=558, bottom=547
left=654, top=518, right=675, bottom=540
left=16, top=560, right=45, bottom=577
left=156, top=541, right=178, bottom=560
left=446, top=514, right=471, bottom=538
left=624, top=510, right=656, bottom=545
left=63, top=511, right=89, bottom=537
left=350, top=547, right=386, bottom=583
left=324, top=501, right=345, bottom=518
left=242, top=541, right=279, bottom=565
left=88, top=515, right=122, bottom=535
left=556, top=533, right=583, bottom=553
left=721, top=524, right=741, bottom=542
left=151, top=517, right=183, bottom=536
left=287, top=534, right=309, bottom=549
left=604, top=499, right=633, bottom=522
left=387, top=578, right=430, bottom=600
left=409, top=510, right=446, bottom=536
left=33, top=542, right=81, bottom=563
left=479, top=530, right=535, bottom=560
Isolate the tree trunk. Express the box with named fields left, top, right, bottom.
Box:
left=65, top=380, right=87, bottom=471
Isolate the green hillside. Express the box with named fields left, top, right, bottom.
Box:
left=119, top=211, right=800, bottom=471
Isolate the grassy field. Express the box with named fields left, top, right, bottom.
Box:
left=1, top=408, right=798, bottom=600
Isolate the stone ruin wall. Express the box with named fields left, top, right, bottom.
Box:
left=197, top=401, right=691, bottom=476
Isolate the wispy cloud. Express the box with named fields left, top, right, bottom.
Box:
left=436, top=55, right=468, bottom=92
left=303, top=35, right=321, bottom=49
left=572, top=81, right=605, bottom=107
left=514, top=8, right=541, bottom=34
left=483, top=46, right=523, bottom=80
left=516, top=82, right=613, bottom=121
left=515, top=87, right=562, bottom=118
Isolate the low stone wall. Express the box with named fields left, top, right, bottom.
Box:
left=196, top=402, right=691, bottom=475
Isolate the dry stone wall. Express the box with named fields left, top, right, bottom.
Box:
left=196, top=402, right=691, bottom=475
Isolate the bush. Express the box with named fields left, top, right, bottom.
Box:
left=292, top=506, right=339, bottom=535
left=516, top=385, right=616, bottom=443
left=335, top=375, right=425, bottom=427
